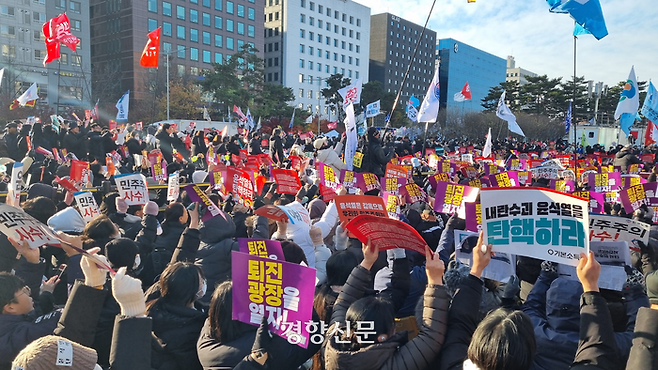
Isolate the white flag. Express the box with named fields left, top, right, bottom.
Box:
left=256, top=117, right=261, bottom=130
left=614, top=66, right=640, bottom=120
left=203, top=107, right=211, bottom=122
left=0, top=68, right=4, bottom=88
left=418, top=66, right=441, bottom=123
left=344, top=103, right=357, bottom=171
left=116, top=90, right=130, bottom=121
left=406, top=103, right=418, bottom=122
left=365, top=100, right=381, bottom=118
left=305, top=114, right=313, bottom=124
left=496, top=91, right=525, bottom=137
left=338, top=78, right=362, bottom=111
left=454, top=91, right=466, bottom=102
left=483, top=128, right=493, bottom=158
left=17, top=83, right=38, bottom=106
left=246, top=108, right=254, bottom=130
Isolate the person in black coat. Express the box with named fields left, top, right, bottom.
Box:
left=3, top=122, right=21, bottom=160
left=269, top=128, right=285, bottom=166
left=247, top=132, right=263, bottom=155
left=613, top=145, right=642, bottom=173
left=191, top=131, right=208, bottom=157
left=156, top=124, right=176, bottom=164
left=87, top=124, right=108, bottom=162
left=365, top=127, right=392, bottom=178
left=227, top=135, right=241, bottom=158
left=62, top=121, right=87, bottom=160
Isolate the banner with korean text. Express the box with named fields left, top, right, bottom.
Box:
left=480, top=188, right=589, bottom=266
left=433, top=181, right=479, bottom=218
left=0, top=204, right=59, bottom=248
left=345, top=214, right=427, bottom=254
left=114, top=173, right=149, bottom=205
left=238, top=238, right=285, bottom=260
left=73, top=191, right=101, bottom=222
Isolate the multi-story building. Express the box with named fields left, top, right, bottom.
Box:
left=0, top=0, right=92, bottom=114
left=369, top=13, right=436, bottom=102
left=437, top=38, right=506, bottom=112
left=89, top=0, right=264, bottom=120
left=264, top=0, right=370, bottom=118
left=506, top=55, right=537, bottom=86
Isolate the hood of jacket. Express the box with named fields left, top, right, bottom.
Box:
left=48, top=207, right=86, bottom=233
left=323, top=331, right=406, bottom=370
left=545, top=277, right=583, bottom=332
left=199, top=212, right=236, bottom=244
left=149, top=300, right=207, bottom=334
left=616, top=149, right=632, bottom=159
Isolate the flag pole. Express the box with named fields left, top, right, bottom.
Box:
left=572, top=25, right=577, bottom=169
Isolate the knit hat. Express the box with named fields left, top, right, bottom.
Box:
left=104, top=238, right=138, bottom=269
left=192, top=170, right=208, bottom=184
left=313, top=137, right=328, bottom=150
left=443, top=264, right=471, bottom=297
left=12, top=335, right=97, bottom=370
left=308, top=198, right=326, bottom=219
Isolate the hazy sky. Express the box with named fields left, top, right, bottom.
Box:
left=354, top=0, right=658, bottom=87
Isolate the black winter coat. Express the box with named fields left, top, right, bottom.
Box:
left=613, top=149, right=642, bottom=173
left=192, top=135, right=207, bottom=156
left=62, top=131, right=87, bottom=160
left=366, top=137, right=390, bottom=178
left=247, top=138, right=263, bottom=155
left=269, top=136, right=284, bottom=165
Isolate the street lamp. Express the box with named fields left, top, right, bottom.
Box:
left=162, top=46, right=188, bottom=121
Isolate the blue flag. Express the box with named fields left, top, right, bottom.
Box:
left=619, top=113, right=634, bottom=137
left=547, top=0, right=608, bottom=40
left=573, top=23, right=592, bottom=36
left=642, top=82, right=658, bottom=123
left=564, top=102, right=572, bottom=134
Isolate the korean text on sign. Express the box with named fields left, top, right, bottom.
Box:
left=73, top=191, right=101, bottom=222
left=114, top=173, right=149, bottom=205
left=0, top=204, right=59, bottom=249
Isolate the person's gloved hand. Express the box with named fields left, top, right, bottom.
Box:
left=445, top=214, right=466, bottom=230
left=503, top=275, right=521, bottom=300
left=112, top=266, right=146, bottom=317
left=309, top=226, right=323, bottom=246
left=541, top=260, right=558, bottom=277
left=624, top=265, right=645, bottom=291
left=81, top=247, right=109, bottom=287
left=386, top=248, right=406, bottom=260
left=334, top=223, right=349, bottom=251
left=116, top=197, right=129, bottom=214
left=143, top=201, right=159, bottom=216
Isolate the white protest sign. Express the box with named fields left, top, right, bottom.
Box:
left=454, top=230, right=516, bottom=283
left=530, top=166, right=559, bottom=180
left=461, top=154, right=474, bottom=164
left=73, top=191, right=101, bottom=222
left=557, top=241, right=631, bottom=291
left=481, top=188, right=589, bottom=267
left=588, top=214, right=649, bottom=252
left=7, top=162, right=23, bottom=207
left=167, top=171, right=180, bottom=202
left=278, top=202, right=311, bottom=227
left=114, top=173, right=149, bottom=205
left=0, top=204, right=60, bottom=248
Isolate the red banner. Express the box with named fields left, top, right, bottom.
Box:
left=271, top=169, right=301, bottom=194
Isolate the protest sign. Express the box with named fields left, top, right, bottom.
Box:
left=114, top=173, right=149, bottom=205
left=151, top=158, right=167, bottom=182
left=231, top=251, right=315, bottom=347
left=316, top=162, right=339, bottom=193
left=7, top=162, right=23, bottom=207
left=517, top=171, right=531, bottom=186
left=382, top=191, right=400, bottom=219
left=454, top=230, right=516, bottom=283
left=621, top=174, right=646, bottom=189
left=227, top=167, right=255, bottom=207
left=254, top=205, right=290, bottom=223
left=464, top=202, right=482, bottom=232
left=589, top=214, right=649, bottom=252
left=557, top=241, right=631, bottom=291
left=619, top=183, right=658, bottom=214
left=344, top=214, right=427, bottom=254
left=401, top=183, right=428, bottom=204
left=588, top=172, right=622, bottom=193
left=70, top=159, right=90, bottom=184
left=438, top=161, right=457, bottom=176
left=209, top=166, right=228, bottom=193
left=334, top=195, right=388, bottom=228
left=531, top=166, right=559, bottom=180
left=483, top=163, right=503, bottom=176
left=272, top=168, right=302, bottom=195
left=489, top=171, right=519, bottom=188
left=380, top=176, right=406, bottom=196
left=185, top=184, right=223, bottom=222
left=73, top=191, right=101, bottom=222
left=433, top=181, right=479, bottom=218
left=385, top=163, right=409, bottom=179
left=339, top=170, right=360, bottom=193
left=461, top=154, right=473, bottom=164
left=54, top=176, right=79, bottom=193
left=550, top=180, right=576, bottom=193
left=238, top=239, right=285, bottom=260
left=167, top=172, right=180, bottom=202
left=572, top=191, right=604, bottom=213
left=428, top=173, right=452, bottom=191
left=462, top=166, right=478, bottom=179
left=0, top=204, right=60, bottom=248
left=507, top=158, right=527, bottom=171
left=277, top=202, right=312, bottom=227
left=356, top=172, right=378, bottom=193
left=480, top=188, right=589, bottom=266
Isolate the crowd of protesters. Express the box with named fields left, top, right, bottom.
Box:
left=0, top=115, right=657, bottom=370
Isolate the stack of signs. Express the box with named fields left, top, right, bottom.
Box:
left=73, top=191, right=101, bottom=222
left=238, top=238, right=285, bottom=260
left=114, top=173, right=149, bottom=205
left=184, top=184, right=223, bottom=222
left=453, top=230, right=516, bottom=283
left=231, top=251, right=315, bottom=347
left=480, top=188, right=589, bottom=266
left=557, top=241, right=632, bottom=291
left=620, top=183, right=658, bottom=214
left=588, top=214, right=650, bottom=252
left=0, top=204, right=59, bottom=248
left=433, top=181, right=479, bottom=218
left=272, top=169, right=302, bottom=195
left=167, top=172, right=180, bottom=202
left=344, top=215, right=427, bottom=254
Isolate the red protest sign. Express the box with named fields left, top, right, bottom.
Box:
left=334, top=195, right=388, bottom=228
left=345, top=215, right=427, bottom=254
left=271, top=168, right=302, bottom=194
left=54, top=176, right=80, bottom=193
left=254, top=205, right=289, bottom=222
left=227, top=167, right=254, bottom=207
left=70, top=159, right=89, bottom=183
left=385, top=163, right=409, bottom=179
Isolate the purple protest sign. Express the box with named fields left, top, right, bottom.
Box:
left=382, top=191, right=400, bottom=218
left=437, top=161, right=456, bottom=176
left=316, top=162, right=339, bottom=193
left=209, top=168, right=228, bottom=193
left=588, top=191, right=605, bottom=214
left=433, top=181, right=479, bottom=218
left=339, top=169, right=359, bottom=193
left=231, top=251, right=316, bottom=348
left=588, top=172, right=622, bottom=193
left=358, top=172, right=380, bottom=193
left=619, top=183, right=658, bottom=214
left=549, top=179, right=576, bottom=193
left=484, top=163, right=503, bottom=176
left=506, top=158, right=527, bottom=171
left=621, top=174, right=647, bottom=189
left=428, top=173, right=452, bottom=191
left=380, top=176, right=406, bottom=196
left=151, top=160, right=167, bottom=182
left=401, top=183, right=428, bottom=204
left=464, top=202, right=482, bottom=232
left=489, top=171, right=519, bottom=188
left=238, top=239, right=285, bottom=260
left=184, top=184, right=224, bottom=222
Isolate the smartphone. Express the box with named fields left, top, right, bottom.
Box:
left=56, top=264, right=67, bottom=280
left=186, top=202, right=198, bottom=211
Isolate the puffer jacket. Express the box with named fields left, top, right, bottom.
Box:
left=323, top=265, right=449, bottom=370
left=316, top=142, right=345, bottom=175
left=149, top=300, right=207, bottom=370
left=522, top=272, right=647, bottom=370
left=195, top=214, right=269, bottom=303
left=613, top=149, right=641, bottom=173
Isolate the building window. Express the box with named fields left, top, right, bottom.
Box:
left=307, top=90, right=312, bottom=99
left=237, top=22, right=244, bottom=35
left=215, top=16, right=222, bottom=29
left=202, top=12, right=210, bottom=26
left=163, top=42, right=171, bottom=52
left=357, top=18, right=361, bottom=27
left=318, top=4, right=323, bottom=13
left=300, top=29, right=305, bottom=38
left=190, top=9, right=198, bottom=23
left=190, top=28, right=198, bottom=42
left=248, top=7, right=255, bottom=20
left=177, top=45, right=185, bottom=58
left=299, top=44, right=304, bottom=53
left=162, top=22, right=172, bottom=36
left=274, top=42, right=278, bottom=51
left=299, top=73, right=304, bottom=83
left=355, top=58, right=359, bottom=66
left=309, top=46, right=313, bottom=55
left=1, top=45, right=15, bottom=57
left=226, top=37, right=234, bottom=50
left=163, top=2, right=172, bottom=16
left=202, top=31, right=210, bottom=44
left=190, top=0, right=198, bottom=4
left=70, top=1, right=81, bottom=13
left=55, top=0, right=65, bottom=9
left=177, top=5, right=185, bottom=20
left=247, top=25, right=255, bottom=38
left=356, top=45, right=360, bottom=53
left=299, top=59, right=304, bottom=68
left=215, top=52, right=223, bottom=63
left=309, top=32, right=314, bottom=41
left=226, top=1, right=234, bottom=14
left=72, top=54, right=81, bottom=66
left=308, top=61, right=313, bottom=70
left=309, top=17, right=314, bottom=26
left=190, top=66, right=199, bottom=75
left=33, top=12, right=46, bottom=23
left=226, top=19, right=234, bottom=32
left=0, top=6, right=14, bottom=18
left=177, top=64, right=185, bottom=76
left=177, top=25, right=185, bottom=39
left=148, top=18, right=158, bottom=32
left=203, top=50, right=211, bottom=63
left=203, top=0, right=210, bottom=7
left=148, top=0, right=157, bottom=13
left=237, top=4, right=244, bottom=17
left=214, top=34, right=223, bottom=47
left=300, top=0, right=305, bottom=8
left=215, top=0, right=222, bottom=11
left=60, top=53, right=68, bottom=64
left=349, top=16, right=354, bottom=24
left=190, top=47, right=199, bottom=61
left=300, top=14, right=305, bottom=23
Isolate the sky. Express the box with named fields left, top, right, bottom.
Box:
left=353, top=0, right=658, bottom=88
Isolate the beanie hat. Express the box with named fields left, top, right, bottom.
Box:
left=12, top=335, right=97, bottom=370
left=443, top=264, right=471, bottom=297
left=104, top=238, right=138, bottom=269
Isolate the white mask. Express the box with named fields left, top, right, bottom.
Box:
left=196, top=279, right=207, bottom=300
left=133, top=254, right=141, bottom=270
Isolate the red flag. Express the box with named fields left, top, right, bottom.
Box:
left=42, top=21, right=60, bottom=66
left=140, top=27, right=161, bottom=67
left=42, top=14, right=80, bottom=66
left=646, top=120, right=658, bottom=146
left=461, top=82, right=472, bottom=100
left=233, top=105, right=247, bottom=122
left=327, top=121, right=338, bottom=130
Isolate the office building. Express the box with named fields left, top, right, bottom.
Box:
left=506, top=55, right=537, bottom=86
left=437, top=38, right=506, bottom=112
left=369, top=13, right=436, bottom=102
left=264, top=0, right=370, bottom=117
left=0, top=0, right=92, bottom=114
left=89, top=0, right=264, bottom=120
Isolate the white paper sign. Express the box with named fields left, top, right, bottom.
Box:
left=454, top=230, right=516, bottom=283
left=588, top=214, right=650, bottom=252
left=0, top=204, right=60, bottom=248
left=278, top=202, right=311, bottom=227
left=73, top=191, right=101, bottom=222
left=167, top=171, right=180, bottom=202
left=7, top=162, right=23, bottom=207
left=557, top=241, right=631, bottom=291
left=114, top=173, right=149, bottom=205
